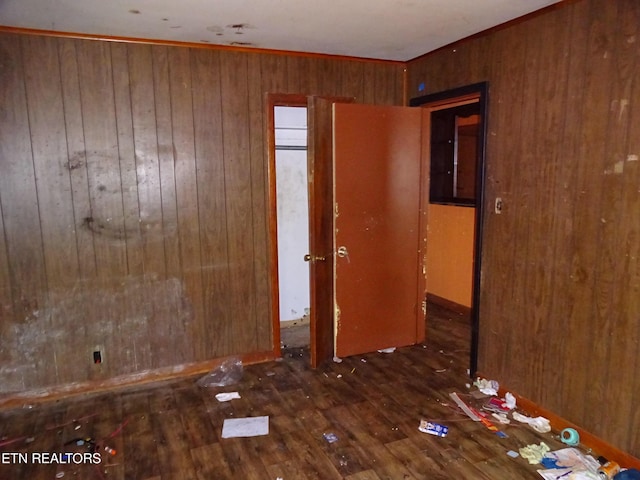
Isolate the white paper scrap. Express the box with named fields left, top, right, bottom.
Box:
left=377, top=347, right=396, bottom=354
left=215, top=392, right=241, bottom=402
left=222, top=416, right=269, bottom=438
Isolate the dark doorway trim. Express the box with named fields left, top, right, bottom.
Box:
left=410, top=82, right=488, bottom=378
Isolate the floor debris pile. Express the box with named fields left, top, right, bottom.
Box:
left=433, top=377, right=639, bottom=480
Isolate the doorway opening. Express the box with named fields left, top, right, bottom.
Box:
left=268, top=92, right=479, bottom=369
left=274, top=105, right=311, bottom=349
left=267, top=94, right=311, bottom=355
left=410, top=82, right=488, bottom=376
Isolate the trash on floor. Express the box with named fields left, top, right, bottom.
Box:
left=449, top=391, right=499, bottom=431
left=197, top=356, right=243, bottom=388
left=560, top=427, right=580, bottom=446
left=483, top=396, right=512, bottom=413
left=597, top=459, right=621, bottom=479
left=536, top=447, right=601, bottom=479
left=540, top=447, right=599, bottom=470
left=507, top=450, right=520, bottom=458
left=503, top=392, right=517, bottom=409
left=492, top=413, right=510, bottom=424
left=512, top=411, right=551, bottom=433
left=418, top=420, right=448, bottom=437
left=538, top=470, right=600, bottom=480
left=221, top=416, right=269, bottom=438
left=478, top=415, right=499, bottom=432
left=519, top=442, right=551, bottom=464
left=215, top=392, right=241, bottom=402
left=614, top=469, right=640, bottom=480
left=377, top=347, right=396, bottom=354
left=449, top=392, right=482, bottom=421
left=323, top=432, right=339, bottom=443
left=474, top=377, right=499, bottom=396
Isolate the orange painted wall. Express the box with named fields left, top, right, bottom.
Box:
left=426, top=204, right=475, bottom=307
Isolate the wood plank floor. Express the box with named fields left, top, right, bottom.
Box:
left=0, top=303, right=569, bottom=479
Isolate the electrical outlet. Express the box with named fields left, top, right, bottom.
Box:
left=495, top=197, right=503, bottom=214
left=93, top=346, right=104, bottom=365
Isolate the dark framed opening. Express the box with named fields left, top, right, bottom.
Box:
left=410, top=82, right=488, bottom=377
left=430, top=102, right=481, bottom=205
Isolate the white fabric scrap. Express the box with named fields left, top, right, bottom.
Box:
left=215, top=392, right=241, bottom=402
left=221, top=416, right=269, bottom=438
left=512, top=412, right=551, bottom=433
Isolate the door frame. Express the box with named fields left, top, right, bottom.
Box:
left=267, top=93, right=356, bottom=367
left=409, top=82, right=489, bottom=377
left=266, top=93, right=308, bottom=359
left=267, top=93, right=352, bottom=366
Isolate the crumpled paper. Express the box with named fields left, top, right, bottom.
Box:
left=503, top=392, right=516, bottom=409
left=474, top=377, right=499, bottom=396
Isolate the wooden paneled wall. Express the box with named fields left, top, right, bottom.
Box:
left=408, top=0, right=640, bottom=456
left=0, top=32, right=404, bottom=393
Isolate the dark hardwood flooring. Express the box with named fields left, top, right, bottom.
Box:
left=0, top=303, right=569, bottom=479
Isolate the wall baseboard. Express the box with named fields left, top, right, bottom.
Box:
left=490, top=381, right=640, bottom=470
left=0, top=350, right=276, bottom=411
left=426, top=292, right=472, bottom=316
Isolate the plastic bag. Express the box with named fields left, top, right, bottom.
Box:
left=196, top=356, right=243, bottom=388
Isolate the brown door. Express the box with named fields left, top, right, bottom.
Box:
left=333, top=103, right=428, bottom=358
left=308, top=99, right=428, bottom=365
left=307, top=96, right=353, bottom=367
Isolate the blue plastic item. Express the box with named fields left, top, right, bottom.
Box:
left=614, top=469, right=640, bottom=480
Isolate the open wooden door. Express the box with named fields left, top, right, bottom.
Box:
left=333, top=103, right=428, bottom=358
left=308, top=98, right=429, bottom=365
left=307, top=96, right=353, bottom=367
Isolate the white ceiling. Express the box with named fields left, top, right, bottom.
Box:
left=0, top=0, right=563, bottom=61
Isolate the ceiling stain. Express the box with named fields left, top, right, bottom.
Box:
left=226, top=23, right=255, bottom=35
left=128, top=9, right=141, bottom=14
